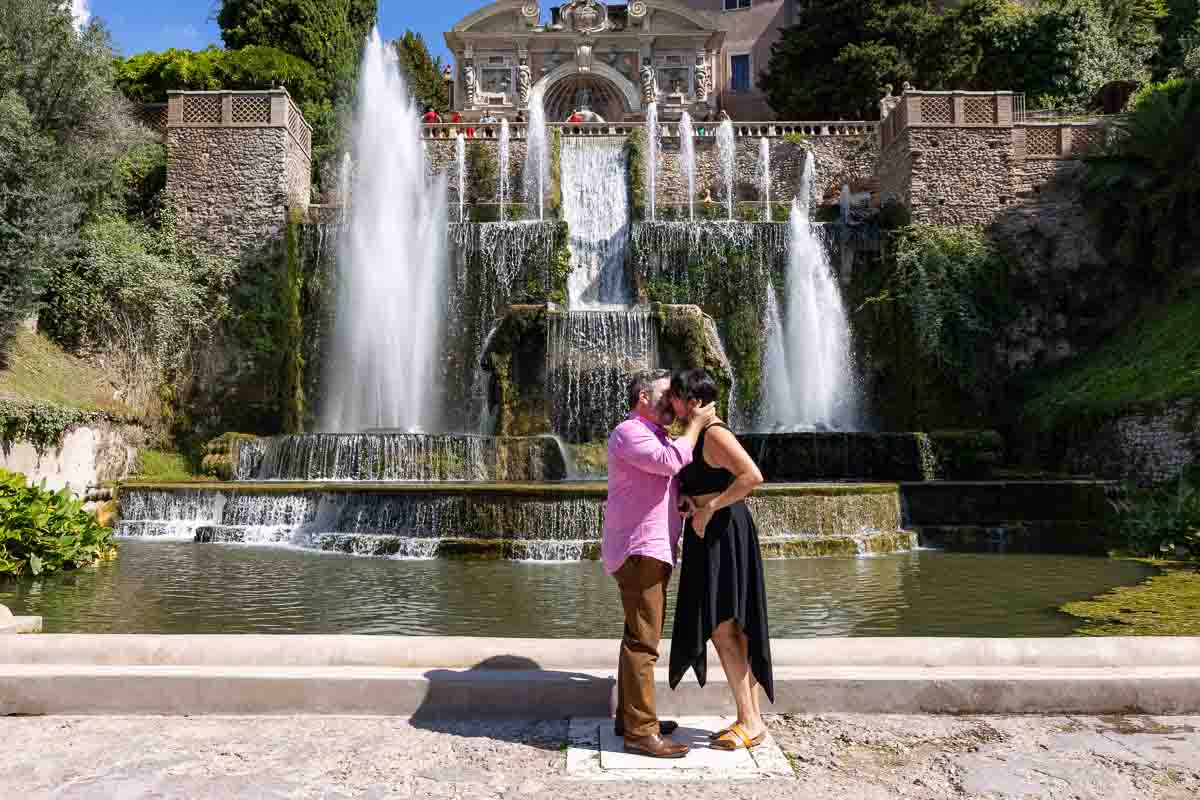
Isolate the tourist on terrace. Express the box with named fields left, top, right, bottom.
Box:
left=668, top=368, right=774, bottom=752
left=567, top=108, right=584, bottom=124
left=421, top=107, right=442, bottom=124
left=602, top=370, right=716, bottom=759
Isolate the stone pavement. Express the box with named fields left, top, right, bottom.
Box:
left=1, top=714, right=1197, bottom=799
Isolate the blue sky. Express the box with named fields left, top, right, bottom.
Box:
left=86, top=0, right=480, bottom=63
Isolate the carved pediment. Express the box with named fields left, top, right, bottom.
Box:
left=561, top=0, right=609, bottom=34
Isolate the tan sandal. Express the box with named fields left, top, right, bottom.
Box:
left=707, top=726, right=733, bottom=741
left=710, top=722, right=766, bottom=751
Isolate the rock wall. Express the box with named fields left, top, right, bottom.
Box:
left=1057, top=398, right=1200, bottom=486
left=904, top=127, right=1016, bottom=226
left=168, top=127, right=294, bottom=259
left=0, top=422, right=144, bottom=493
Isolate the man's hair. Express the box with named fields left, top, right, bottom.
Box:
left=627, top=369, right=672, bottom=410
left=671, top=369, right=719, bottom=406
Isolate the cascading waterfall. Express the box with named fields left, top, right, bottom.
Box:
left=679, top=111, right=696, bottom=221
left=239, top=433, right=568, bottom=482
left=321, top=29, right=449, bottom=433
left=456, top=133, right=466, bottom=223
left=762, top=153, right=859, bottom=431
left=562, top=138, right=631, bottom=307
left=498, top=118, right=511, bottom=221
left=524, top=88, right=549, bottom=221
left=758, top=137, right=772, bottom=221
left=548, top=311, right=658, bottom=442
left=645, top=102, right=659, bottom=222
left=716, top=117, right=735, bottom=221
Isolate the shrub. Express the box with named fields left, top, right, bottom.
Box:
left=0, top=469, right=116, bottom=577
left=869, top=225, right=1012, bottom=396
left=1111, top=476, right=1200, bottom=560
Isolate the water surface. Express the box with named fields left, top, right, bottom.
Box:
left=0, top=542, right=1155, bottom=637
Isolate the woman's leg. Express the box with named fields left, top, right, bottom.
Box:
left=711, top=620, right=765, bottom=738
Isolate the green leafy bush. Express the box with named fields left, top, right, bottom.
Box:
left=1111, top=476, right=1200, bottom=560
left=0, top=469, right=116, bottom=577
left=1086, top=78, right=1200, bottom=274
left=868, top=225, right=1012, bottom=395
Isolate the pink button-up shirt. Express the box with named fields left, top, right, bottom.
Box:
left=601, top=413, right=695, bottom=574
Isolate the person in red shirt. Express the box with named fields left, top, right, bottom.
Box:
left=449, top=111, right=463, bottom=124
left=567, top=109, right=584, bottom=124
left=422, top=108, right=441, bottom=124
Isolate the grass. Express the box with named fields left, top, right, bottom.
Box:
left=0, top=328, right=133, bottom=416
left=1021, top=291, right=1200, bottom=426
left=131, top=450, right=203, bottom=482
left=1063, top=563, right=1200, bottom=636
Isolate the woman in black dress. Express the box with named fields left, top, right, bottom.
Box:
left=667, top=369, right=774, bottom=751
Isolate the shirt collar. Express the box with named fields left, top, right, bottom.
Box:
left=631, top=411, right=665, bottom=435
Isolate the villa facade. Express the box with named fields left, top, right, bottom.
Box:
left=444, top=0, right=796, bottom=121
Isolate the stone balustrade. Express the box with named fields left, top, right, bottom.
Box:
left=419, top=120, right=876, bottom=141
left=166, top=90, right=312, bottom=159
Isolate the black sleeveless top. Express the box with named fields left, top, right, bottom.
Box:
left=679, top=423, right=736, bottom=496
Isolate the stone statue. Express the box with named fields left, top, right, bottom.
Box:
left=694, top=53, right=709, bottom=103
left=518, top=60, right=532, bottom=106
left=641, top=62, right=658, bottom=105
left=464, top=61, right=477, bottom=106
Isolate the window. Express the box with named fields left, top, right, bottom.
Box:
left=724, top=0, right=752, bottom=9
left=730, top=54, right=751, bottom=91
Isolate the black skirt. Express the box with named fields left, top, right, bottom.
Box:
left=668, top=501, right=775, bottom=703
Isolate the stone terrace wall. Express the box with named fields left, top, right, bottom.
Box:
left=166, top=90, right=312, bottom=259
left=1059, top=398, right=1200, bottom=486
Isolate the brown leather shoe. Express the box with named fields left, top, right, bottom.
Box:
left=623, top=733, right=690, bottom=758
left=614, top=720, right=678, bottom=738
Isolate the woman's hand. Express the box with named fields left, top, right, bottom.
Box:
left=690, top=504, right=714, bottom=539
left=678, top=496, right=697, bottom=519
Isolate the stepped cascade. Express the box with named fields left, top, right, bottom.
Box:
left=562, top=138, right=632, bottom=307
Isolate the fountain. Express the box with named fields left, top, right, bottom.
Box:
left=338, top=152, right=353, bottom=225
left=758, top=137, right=772, bottom=221
left=645, top=102, right=659, bottom=222
left=524, top=88, right=549, bottom=221
left=321, top=30, right=449, bottom=434
left=679, top=111, right=695, bottom=221
left=455, top=134, right=466, bottom=223
left=717, top=117, right=735, bottom=221
left=562, top=138, right=631, bottom=307
left=763, top=153, right=859, bottom=431
left=498, top=118, right=511, bottom=221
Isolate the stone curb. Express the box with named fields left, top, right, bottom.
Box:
left=5, top=635, right=1200, bottom=669
left=2, top=665, right=1199, bottom=717
left=0, top=604, right=40, bottom=635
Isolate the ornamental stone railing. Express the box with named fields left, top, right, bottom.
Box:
left=166, top=89, right=312, bottom=159
left=419, top=120, right=876, bottom=141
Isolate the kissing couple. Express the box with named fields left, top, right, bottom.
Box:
left=602, top=368, right=774, bottom=758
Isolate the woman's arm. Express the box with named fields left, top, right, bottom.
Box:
left=691, top=426, right=764, bottom=538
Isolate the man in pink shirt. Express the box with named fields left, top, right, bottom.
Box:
left=604, top=369, right=715, bottom=758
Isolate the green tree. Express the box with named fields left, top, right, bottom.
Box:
left=217, top=0, right=377, bottom=99
left=0, top=0, right=138, bottom=365
left=1153, top=0, right=1200, bottom=79
left=394, top=30, right=448, bottom=112
left=115, top=45, right=325, bottom=105
left=1086, top=78, right=1200, bottom=274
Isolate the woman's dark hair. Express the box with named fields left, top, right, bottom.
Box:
left=671, top=369, right=718, bottom=406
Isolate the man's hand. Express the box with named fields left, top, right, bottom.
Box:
left=678, top=495, right=697, bottom=519
left=686, top=402, right=718, bottom=433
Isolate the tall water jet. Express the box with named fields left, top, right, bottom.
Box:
left=645, top=102, right=659, bottom=222
left=455, top=133, right=466, bottom=224
left=524, top=87, right=549, bottom=221
left=716, top=117, right=735, bottom=221
left=338, top=152, right=353, bottom=225
left=498, top=118, right=511, bottom=221
left=679, top=111, right=696, bottom=221
left=321, top=29, right=449, bottom=433
left=757, top=137, right=772, bottom=221
left=763, top=153, right=858, bottom=431
left=562, top=138, right=631, bottom=307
